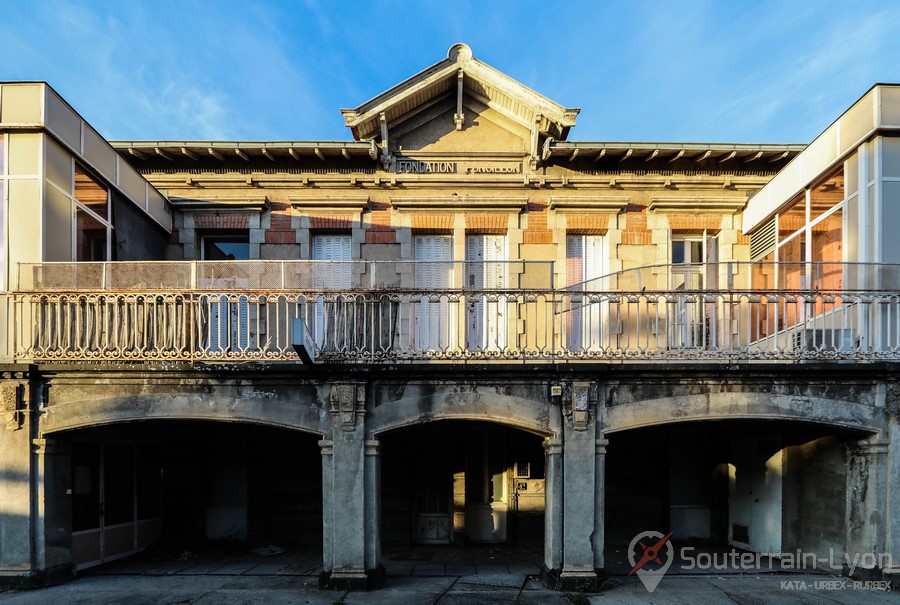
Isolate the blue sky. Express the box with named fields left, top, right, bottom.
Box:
left=4, top=0, right=900, bottom=144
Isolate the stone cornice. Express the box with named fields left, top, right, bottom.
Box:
left=391, top=196, right=528, bottom=212
left=169, top=194, right=270, bottom=211
left=548, top=196, right=630, bottom=213
left=647, top=196, right=747, bottom=214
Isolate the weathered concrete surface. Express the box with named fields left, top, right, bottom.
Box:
left=369, top=381, right=558, bottom=438
left=38, top=368, right=328, bottom=436
left=1, top=572, right=897, bottom=604
left=605, top=379, right=884, bottom=434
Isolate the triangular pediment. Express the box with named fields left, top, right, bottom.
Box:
left=340, top=44, right=579, bottom=147
left=392, top=94, right=530, bottom=154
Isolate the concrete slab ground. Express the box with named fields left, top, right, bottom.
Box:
left=1, top=572, right=897, bottom=603
left=0, top=567, right=900, bottom=605
left=2, top=544, right=897, bottom=603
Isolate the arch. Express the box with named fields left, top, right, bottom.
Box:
left=40, top=392, right=326, bottom=437
left=604, top=391, right=882, bottom=435
left=370, top=389, right=557, bottom=438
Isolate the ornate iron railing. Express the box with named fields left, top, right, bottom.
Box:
left=11, top=261, right=900, bottom=363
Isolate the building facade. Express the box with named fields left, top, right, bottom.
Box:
left=1, top=44, right=899, bottom=588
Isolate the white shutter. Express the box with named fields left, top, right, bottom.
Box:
left=466, top=235, right=507, bottom=351
left=566, top=235, right=607, bottom=352
left=414, top=236, right=453, bottom=350
left=311, top=235, right=352, bottom=349
left=566, top=235, right=584, bottom=286
left=584, top=236, right=606, bottom=286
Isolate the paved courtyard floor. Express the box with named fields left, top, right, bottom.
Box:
left=1, top=544, right=897, bottom=603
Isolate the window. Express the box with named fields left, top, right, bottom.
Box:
left=669, top=233, right=717, bottom=348
left=201, top=234, right=250, bottom=260
left=414, top=235, right=453, bottom=351
left=74, top=164, right=111, bottom=261
left=670, top=233, right=717, bottom=290
left=566, top=235, right=608, bottom=351
left=199, top=232, right=252, bottom=353
left=310, top=234, right=352, bottom=350
left=466, top=235, right=507, bottom=351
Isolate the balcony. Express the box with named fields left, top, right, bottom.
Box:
left=10, top=261, right=900, bottom=364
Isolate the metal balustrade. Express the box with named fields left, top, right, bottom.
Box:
left=11, top=261, right=900, bottom=363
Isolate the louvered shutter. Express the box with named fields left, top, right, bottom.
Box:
left=414, top=236, right=453, bottom=350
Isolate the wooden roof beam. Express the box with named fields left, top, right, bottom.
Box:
left=261, top=149, right=277, bottom=162
left=768, top=150, right=790, bottom=163
left=180, top=147, right=198, bottom=160
left=594, top=148, right=606, bottom=161
left=154, top=147, right=173, bottom=161
left=695, top=150, right=712, bottom=163
left=668, top=149, right=685, bottom=163
left=619, top=148, right=633, bottom=162
left=207, top=148, right=224, bottom=161
left=342, top=148, right=352, bottom=161
left=235, top=149, right=250, bottom=162
left=644, top=149, right=659, bottom=162
left=718, top=151, right=737, bottom=164
left=127, top=148, right=146, bottom=160
left=314, top=148, right=327, bottom=162
left=743, top=151, right=764, bottom=164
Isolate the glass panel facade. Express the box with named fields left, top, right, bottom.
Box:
left=778, top=196, right=806, bottom=241
left=883, top=138, right=900, bottom=177
left=811, top=207, right=843, bottom=290
left=75, top=164, right=108, bottom=220
left=809, top=169, right=843, bottom=223
left=76, top=205, right=108, bottom=261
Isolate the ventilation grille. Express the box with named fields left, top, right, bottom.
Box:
left=749, top=217, right=777, bottom=261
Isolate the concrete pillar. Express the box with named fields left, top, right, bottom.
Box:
left=885, top=422, right=900, bottom=577
left=593, top=437, right=608, bottom=570
left=319, top=382, right=383, bottom=590
left=543, top=437, right=563, bottom=573
left=845, top=437, right=889, bottom=579
left=560, top=417, right=598, bottom=582
left=0, top=379, right=33, bottom=580
left=363, top=439, right=381, bottom=571
left=31, top=438, right=72, bottom=581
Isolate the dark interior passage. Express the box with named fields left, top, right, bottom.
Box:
left=60, top=421, right=322, bottom=570
left=380, top=421, right=546, bottom=550
left=605, top=420, right=868, bottom=570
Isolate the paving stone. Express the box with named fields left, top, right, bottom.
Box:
left=412, top=564, right=446, bottom=576
left=174, top=563, right=224, bottom=575
left=381, top=576, right=456, bottom=591
left=473, top=565, right=510, bottom=575
left=208, top=563, right=259, bottom=575
left=439, top=589, right=520, bottom=603
left=456, top=573, right=525, bottom=588
left=383, top=562, right=415, bottom=576
left=141, top=562, right=194, bottom=575
left=444, top=564, right=476, bottom=576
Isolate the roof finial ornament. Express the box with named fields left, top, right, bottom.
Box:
left=448, top=43, right=472, bottom=64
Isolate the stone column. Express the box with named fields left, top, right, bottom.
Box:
left=845, top=437, right=889, bottom=578
left=31, top=438, right=72, bottom=582
left=543, top=437, right=563, bottom=574
left=0, top=378, right=33, bottom=580
left=885, top=425, right=900, bottom=578
left=560, top=413, right=598, bottom=582
left=364, top=439, right=382, bottom=572
left=319, top=382, right=383, bottom=590
left=592, top=437, right=609, bottom=570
